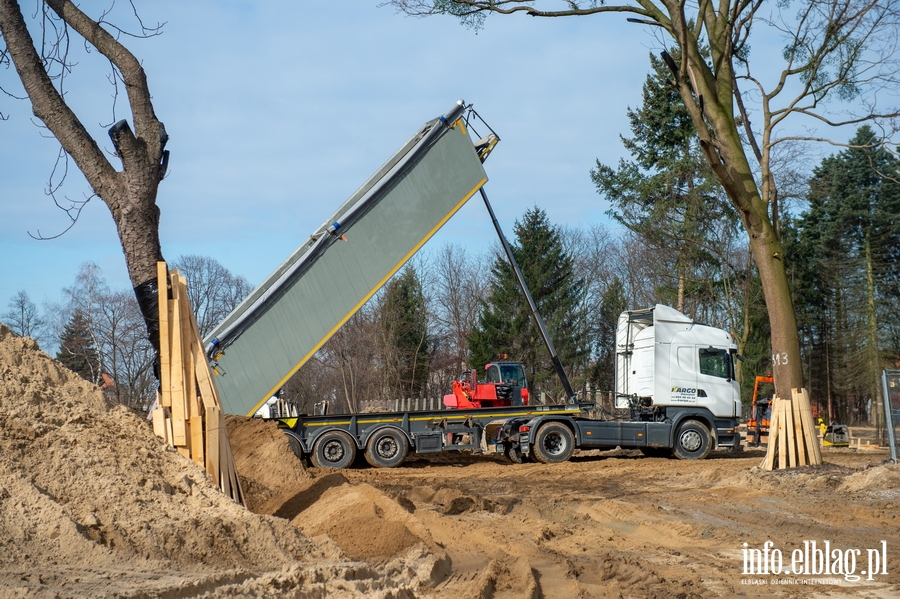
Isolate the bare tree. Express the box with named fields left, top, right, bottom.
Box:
left=1, top=290, right=46, bottom=341
left=1, top=1, right=168, bottom=345
left=170, top=255, right=253, bottom=338
left=51, top=263, right=156, bottom=410
left=427, top=244, right=488, bottom=375
left=389, top=0, right=900, bottom=398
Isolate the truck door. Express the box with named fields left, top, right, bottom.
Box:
left=697, top=347, right=739, bottom=416
left=668, top=345, right=699, bottom=405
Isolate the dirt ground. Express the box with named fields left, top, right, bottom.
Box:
left=1, top=321, right=898, bottom=598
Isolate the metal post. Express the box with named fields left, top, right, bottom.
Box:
left=881, top=370, right=898, bottom=463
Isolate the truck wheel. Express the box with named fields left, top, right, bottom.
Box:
left=364, top=428, right=409, bottom=468
left=311, top=431, right=357, bottom=469
left=673, top=420, right=711, bottom=460
left=640, top=447, right=671, bottom=458
left=504, top=443, right=528, bottom=464
left=532, top=422, right=574, bottom=464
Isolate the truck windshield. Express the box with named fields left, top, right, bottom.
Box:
left=499, top=364, right=527, bottom=387
left=699, top=348, right=734, bottom=380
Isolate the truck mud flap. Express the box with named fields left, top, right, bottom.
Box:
left=415, top=432, right=443, bottom=453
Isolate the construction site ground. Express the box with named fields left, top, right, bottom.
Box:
left=1, top=324, right=898, bottom=598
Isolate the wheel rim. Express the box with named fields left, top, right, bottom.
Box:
left=323, top=440, right=345, bottom=463
left=680, top=430, right=702, bottom=452
left=376, top=436, right=399, bottom=459
left=542, top=432, right=566, bottom=456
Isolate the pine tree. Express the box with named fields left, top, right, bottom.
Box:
left=380, top=265, right=431, bottom=399
left=591, top=53, right=738, bottom=315
left=469, top=207, right=588, bottom=400
left=588, top=278, right=628, bottom=393
left=794, top=126, right=900, bottom=431
left=57, top=309, right=102, bottom=383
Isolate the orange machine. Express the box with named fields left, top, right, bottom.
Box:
left=747, top=375, right=774, bottom=446
left=443, top=360, right=529, bottom=409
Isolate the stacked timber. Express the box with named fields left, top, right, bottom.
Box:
left=761, top=388, right=823, bottom=471
left=150, top=262, right=244, bottom=505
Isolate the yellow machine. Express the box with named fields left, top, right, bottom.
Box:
left=818, top=418, right=851, bottom=447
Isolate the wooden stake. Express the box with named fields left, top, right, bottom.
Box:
left=189, top=415, right=205, bottom=466
left=791, top=390, right=808, bottom=466
left=205, top=405, right=221, bottom=483
left=784, top=398, right=797, bottom=468
left=157, top=262, right=172, bottom=408
left=151, top=406, right=167, bottom=440
left=794, top=388, right=822, bottom=465
left=173, top=274, right=199, bottom=419
left=762, top=397, right=781, bottom=470
left=169, top=279, right=187, bottom=447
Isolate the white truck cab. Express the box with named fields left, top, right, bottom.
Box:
left=616, top=305, right=741, bottom=420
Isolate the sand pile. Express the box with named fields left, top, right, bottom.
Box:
left=0, top=322, right=444, bottom=597
left=838, top=463, right=900, bottom=493
left=225, top=419, right=445, bottom=562
left=0, top=323, right=322, bottom=570
left=225, top=416, right=311, bottom=512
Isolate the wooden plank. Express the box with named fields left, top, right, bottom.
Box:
left=189, top=416, right=205, bottom=466
left=219, top=409, right=233, bottom=498
left=221, top=422, right=244, bottom=504
left=791, top=389, right=808, bottom=466
left=795, top=388, right=823, bottom=465
left=762, top=397, right=781, bottom=471
left=205, top=406, right=221, bottom=482
left=169, top=278, right=187, bottom=446
left=175, top=274, right=200, bottom=420
left=157, top=262, right=172, bottom=408
left=151, top=406, right=167, bottom=440
left=188, top=302, right=222, bottom=410
left=194, top=354, right=219, bottom=410
left=166, top=417, right=174, bottom=447
left=777, top=399, right=788, bottom=469
left=784, top=398, right=797, bottom=468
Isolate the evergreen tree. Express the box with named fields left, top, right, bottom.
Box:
left=793, top=126, right=900, bottom=428
left=469, top=207, right=588, bottom=400
left=588, top=278, right=628, bottom=393
left=380, top=265, right=431, bottom=399
left=591, top=53, right=738, bottom=316
left=57, top=309, right=102, bottom=383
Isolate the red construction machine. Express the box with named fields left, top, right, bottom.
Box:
left=443, top=358, right=530, bottom=409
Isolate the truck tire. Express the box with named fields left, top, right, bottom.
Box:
left=640, top=447, right=672, bottom=458
left=364, top=428, right=409, bottom=468
left=504, top=443, right=527, bottom=464
left=672, top=420, right=711, bottom=460
left=285, top=432, right=304, bottom=460
left=311, top=431, right=357, bottom=469
left=532, top=422, right=574, bottom=464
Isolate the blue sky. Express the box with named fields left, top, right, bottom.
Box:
left=0, top=3, right=704, bottom=312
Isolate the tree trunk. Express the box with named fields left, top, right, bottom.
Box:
left=864, top=233, right=884, bottom=440
left=0, top=0, right=167, bottom=346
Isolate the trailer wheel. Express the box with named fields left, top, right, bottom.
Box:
left=364, top=428, right=409, bottom=468
left=532, top=422, right=574, bottom=464
left=285, top=433, right=304, bottom=460
left=673, top=420, right=711, bottom=460
left=311, top=431, right=357, bottom=469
